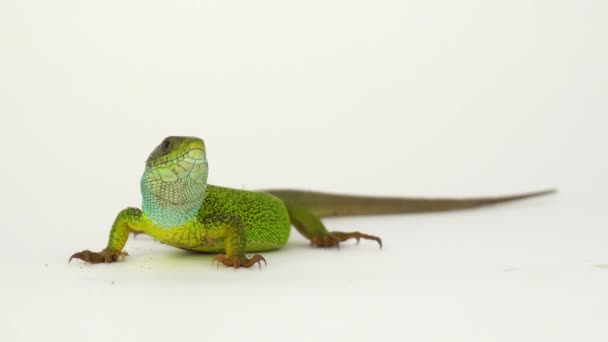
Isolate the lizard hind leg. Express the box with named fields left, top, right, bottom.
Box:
left=284, top=201, right=382, bottom=249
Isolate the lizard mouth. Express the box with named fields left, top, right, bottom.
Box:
left=147, top=147, right=206, bottom=168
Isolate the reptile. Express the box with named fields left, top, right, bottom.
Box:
left=70, top=136, right=555, bottom=268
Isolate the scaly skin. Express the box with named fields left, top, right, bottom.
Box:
left=70, top=136, right=555, bottom=269
left=140, top=186, right=291, bottom=253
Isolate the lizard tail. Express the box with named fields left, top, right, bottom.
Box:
left=264, top=189, right=556, bottom=218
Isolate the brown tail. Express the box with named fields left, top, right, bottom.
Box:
left=264, top=189, right=556, bottom=218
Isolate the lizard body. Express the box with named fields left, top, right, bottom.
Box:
left=70, top=136, right=554, bottom=268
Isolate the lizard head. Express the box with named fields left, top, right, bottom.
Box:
left=145, top=136, right=207, bottom=171
left=140, top=136, right=209, bottom=228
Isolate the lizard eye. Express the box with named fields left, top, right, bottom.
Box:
left=162, top=140, right=171, bottom=151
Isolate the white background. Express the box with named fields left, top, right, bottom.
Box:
left=1, top=1, right=607, bottom=341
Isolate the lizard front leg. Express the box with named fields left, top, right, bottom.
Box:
left=203, top=214, right=266, bottom=269
left=70, top=207, right=144, bottom=263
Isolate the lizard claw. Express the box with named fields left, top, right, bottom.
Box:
left=69, top=249, right=128, bottom=264
left=212, top=253, right=266, bottom=270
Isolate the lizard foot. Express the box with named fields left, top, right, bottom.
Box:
left=212, top=253, right=267, bottom=270
left=311, top=231, right=382, bottom=249
left=69, top=249, right=128, bottom=264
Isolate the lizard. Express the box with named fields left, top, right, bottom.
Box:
left=69, top=136, right=555, bottom=269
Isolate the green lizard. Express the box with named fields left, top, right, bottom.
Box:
left=70, top=136, right=555, bottom=268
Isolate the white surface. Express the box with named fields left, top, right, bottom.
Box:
left=1, top=1, right=607, bottom=341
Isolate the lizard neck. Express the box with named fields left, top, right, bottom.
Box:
left=140, top=154, right=208, bottom=228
